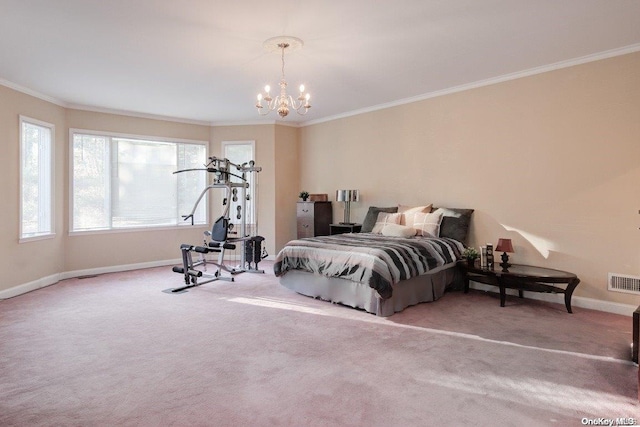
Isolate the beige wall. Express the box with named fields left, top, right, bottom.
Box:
left=300, top=52, right=640, bottom=305
left=0, top=86, right=66, bottom=289
left=274, top=125, right=300, bottom=250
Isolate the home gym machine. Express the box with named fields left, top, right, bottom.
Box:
left=165, top=156, right=266, bottom=294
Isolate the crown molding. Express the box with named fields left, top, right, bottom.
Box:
left=66, top=103, right=212, bottom=126
left=0, top=75, right=297, bottom=128
left=0, top=77, right=67, bottom=107
left=210, top=119, right=301, bottom=127
left=300, top=43, right=640, bottom=127
left=211, top=119, right=277, bottom=126
left=274, top=121, right=301, bottom=128
left=3, top=43, right=639, bottom=128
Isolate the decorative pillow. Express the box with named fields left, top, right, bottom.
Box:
left=431, top=207, right=474, bottom=242
left=371, top=212, right=402, bottom=234
left=413, top=212, right=443, bottom=237
left=381, top=223, right=416, bottom=238
left=398, top=204, right=432, bottom=228
left=361, top=206, right=398, bottom=233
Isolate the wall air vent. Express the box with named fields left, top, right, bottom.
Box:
left=608, top=273, right=640, bottom=295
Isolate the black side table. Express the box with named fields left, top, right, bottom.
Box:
left=460, top=262, right=580, bottom=313
left=330, top=223, right=362, bottom=235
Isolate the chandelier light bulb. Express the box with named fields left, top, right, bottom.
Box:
left=264, top=85, right=270, bottom=93
left=299, top=84, right=305, bottom=93
left=257, top=93, right=262, bottom=101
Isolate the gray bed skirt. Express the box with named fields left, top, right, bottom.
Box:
left=279, top=264, right=457, bottom=317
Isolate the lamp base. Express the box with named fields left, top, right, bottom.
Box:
left=500, top=252, right=511, bottom=271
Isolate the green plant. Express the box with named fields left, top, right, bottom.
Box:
left=462, top=247, right=479, bottom=259
left=299, top=191, right=309, bottom=200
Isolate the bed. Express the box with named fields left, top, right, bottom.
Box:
left=274, top=205, right=473, bottom=316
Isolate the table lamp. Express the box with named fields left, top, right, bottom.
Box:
left=336, top=190, right=359, bottom=224
left=495, top=238, right=514, bottom=270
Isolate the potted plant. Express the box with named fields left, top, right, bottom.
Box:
left=299, top=191, right=310, bottom=201
left=462, top=247, right=479, bottom=267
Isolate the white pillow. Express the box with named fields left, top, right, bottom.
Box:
left=413, top=212, right=443, bottom=237
left=381, top=224, right=416, bottom=238
left=398, top=204, right=432, bottom=228
left=371, top=212, right=402, bottom=234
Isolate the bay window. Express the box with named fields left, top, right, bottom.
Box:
left=71, top=130, right=207, bottom=232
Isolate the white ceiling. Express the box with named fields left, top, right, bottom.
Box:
left=1, top=0, right=639, bottom=125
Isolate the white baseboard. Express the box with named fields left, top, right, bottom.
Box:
left=469, top=281, right=637, bottom=316
left=0, top=255, right=275, bottom=300
left=60, top=258, right=181, bottom=281
left=0, top=259, right=181, bottom=300
left=0, top=273, right=62, bottom=299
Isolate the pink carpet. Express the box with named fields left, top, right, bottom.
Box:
left=0, top=261, right=637, bottom=426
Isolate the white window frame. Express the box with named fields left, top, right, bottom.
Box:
left=69, top=128, right=209, bottom=235
left=221, top=140, right=257, bottom=234
left=19, top=115, right=55, bottom=243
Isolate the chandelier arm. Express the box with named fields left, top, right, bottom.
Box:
left=294, top=100, right=310, bottom=114
left=289, top=95, right=309, bottom=113
left=286, top=95, right=296, bottom=110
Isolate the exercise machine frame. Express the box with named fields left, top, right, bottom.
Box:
left=166, top=157, right=265, bottom=293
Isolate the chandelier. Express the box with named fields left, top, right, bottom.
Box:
left=255, top=36, right=311, bottom=118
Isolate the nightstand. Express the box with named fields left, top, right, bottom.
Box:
left=330, top=223, right=362, bottom=235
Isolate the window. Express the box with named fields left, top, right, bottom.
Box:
left=71, top=130, right=207, bottom=232
left=20, top=116, right=54, bottom=241
left=222, top=141, right=256, bottom=235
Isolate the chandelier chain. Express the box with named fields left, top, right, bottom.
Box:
left=280, top=43, right=287, bottom=80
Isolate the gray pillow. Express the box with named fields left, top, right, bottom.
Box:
left=432, top=207, right=474, bottom=242
left=361, top=206, right=398, bottom=233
